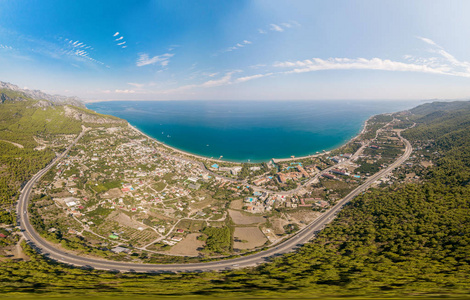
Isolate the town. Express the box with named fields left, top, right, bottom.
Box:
left=24, top=111, right=432, bottom=263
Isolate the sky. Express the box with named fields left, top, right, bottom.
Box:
left=1, top=0, right=470, bottom=101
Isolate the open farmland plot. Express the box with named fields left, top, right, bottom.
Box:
left=233, top=227, right=268, bottom=250
left=228, top=209, right=265, bottom=225
left=166, top=233, right=205, bottom=256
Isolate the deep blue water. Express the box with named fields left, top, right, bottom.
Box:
left=87, top=100, right=420, bottom=162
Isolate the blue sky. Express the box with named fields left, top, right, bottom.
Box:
left=1, top=0, right=470, bottom=101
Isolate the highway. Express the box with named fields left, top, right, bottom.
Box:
left=16, top=128, right=412, bottom=273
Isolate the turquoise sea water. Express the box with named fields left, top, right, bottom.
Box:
left=87, top=100, right=420, bottom=162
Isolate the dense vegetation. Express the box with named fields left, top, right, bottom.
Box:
left=1, top=100, right=470, bottom=299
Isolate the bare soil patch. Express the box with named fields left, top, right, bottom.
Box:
left=287, top=210, right=320, bottom=225
left=111, top=211, right=146, bottom=230
left=228, top=209, right=265, bottom=225
left=230, top=199, right=244, bottom=210
left=166, top=233, right=205, bottom=256
left=233, top=227, right=267, bottom=250
left=101, top=188, right=123, bottom=199
left=420, top=160, right=433, bottom=168
left=270, top=217, right=290, bottom=235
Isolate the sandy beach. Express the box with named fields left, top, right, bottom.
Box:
left=128, top=115, right=370, bottom=165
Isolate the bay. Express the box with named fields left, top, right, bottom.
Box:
left=87, top=100, right=420, bottom=162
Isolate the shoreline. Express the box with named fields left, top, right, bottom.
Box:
left=127, top=116, right=370, bottom=165
left=87, top=105, right=381, bottom=164
left=127, top=124, right=237, bottom=164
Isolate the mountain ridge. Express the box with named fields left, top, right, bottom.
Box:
left=0, top=81, right=84, bottom=108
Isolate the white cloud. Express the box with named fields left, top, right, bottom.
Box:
left=258, top=29, right=267, bottom=34
left=117, top=41, right=126, bottom=46
left=236, top=72, right=273, bottom=83
left=115, top=89, right=135, bottom=93
left=223, top=39, right=253, bottom=53
left=201, top=71, right=239, bottom=88
left=128, top=82, right=145, bottom=88
left=115, top=36, right=124, bottom=41
left=273, top=56, right=470, bottom=77
left=122, top=45, right=127, bottom=49
left=417, top=36, right=438, bottom=47
left=270, top=24, right=284, bottom=32
left=113, top=32, right=120, bottom=37
left=136, top=53, right=174, bottom=67
left=281, top=22, right=292, bottom=28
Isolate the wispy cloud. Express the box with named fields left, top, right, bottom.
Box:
left=235, top=72, right=273, bottom=83
left=115, top=89, right=135, bottom=94
left=127, top=82, right=145, bottom=88
left=270, top=24, right=284, bottom=32
left=0, top=44, right=13, bottom=50
left=220, top=40, right=252, bottom=54
left=272, top=37, right=470, bottom=78
left=274, top=57, right=451, bottom=76
left=112, top=32, right=127, bottom=49
left=264, top=21, right=300, bottom=34
left=61, top=38, right=104, bottom=65
left=136, top=53, right=174, bottom=67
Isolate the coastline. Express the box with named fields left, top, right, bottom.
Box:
left=86, top=103, right=384, bottom=164
left=126, top=116, right=370, bottom=165
left=127, top=123, right=239, bottom=164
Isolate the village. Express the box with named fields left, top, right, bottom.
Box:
left=25, top=112, right=431, bottom=262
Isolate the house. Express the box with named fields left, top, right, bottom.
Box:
left=188, top=177, right=198, bottom=183
left=315, top=200, right=329, bottom=208
left=322, top=173, right=336, bottom=179
left=171, top=236, right=183, bottom=242
left=111, top=246, right=130, bottom=254
left=253, top=177, right=269, bottom=185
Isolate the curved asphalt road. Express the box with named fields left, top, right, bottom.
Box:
left=17, top=129, right=412, bottom=273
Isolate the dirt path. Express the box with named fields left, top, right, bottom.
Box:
left=0, top=139, right=24, bottom=148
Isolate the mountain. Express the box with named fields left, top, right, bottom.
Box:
left=0, top=81, right=85, bottom=107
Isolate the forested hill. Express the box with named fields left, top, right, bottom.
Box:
left=410, top=100, right=470, bottom=116
left=0, top=101, right=469, bottom=299
left=0, top=88, right=125, bottom=224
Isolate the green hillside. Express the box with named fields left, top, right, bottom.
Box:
left=0, top=94, right=125, bottom=221
left=0, top=101, right=469, bottom=298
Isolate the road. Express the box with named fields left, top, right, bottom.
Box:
left=17, top=128, right=412, bottom=273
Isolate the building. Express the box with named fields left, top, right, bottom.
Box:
left=322, top=173, right=336, bottom=179
left=297, top=165, right=309, bottom=177
left=331, top=169, right=349, bottom=176
left=277, top=173, right=287, bottom=183
left=111, top=246, right=130, bottom=254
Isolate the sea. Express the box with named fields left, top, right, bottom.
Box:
left=87, top=100, right=421, bottom=162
